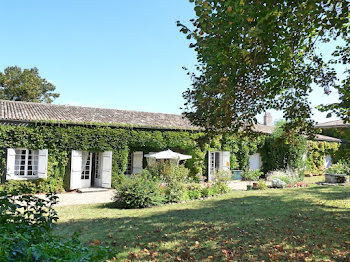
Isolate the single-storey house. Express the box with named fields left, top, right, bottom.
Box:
left=0, top=100, right=342, bottom=191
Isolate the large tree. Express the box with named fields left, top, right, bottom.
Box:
left=0, top=66, right=59, bottom=103
left=178, top=0, right=349, bottom=133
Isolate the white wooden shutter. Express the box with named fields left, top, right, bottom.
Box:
left=249, top=153, right=262, bottom=170
left=132, top=151, right=143, bottom=174
left=147, top=152, right=156, bottom=166
left=70, top=150, right=82, bottom=190
left=37, top=149, right=48, bottom=179
left=217, top=152, right=223, bottom=170
left=101, top=151, right=112, bottom=188
left=325, top=155, right=332, bottom=168
left=222, top=151, right=230, bottom=171
left=208, top=151, right=215, bottom=182
left=6, top=148, right=16, bottom=180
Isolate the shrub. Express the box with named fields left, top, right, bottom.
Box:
left=0, top=186, right=108, bottom=261
left=147, top=161, right=191, bottom=183
left=210, top=170, right=231, bottom=195
left=164, top=180, right=187, bottom=203
left=266, top=169, right=302, bottom=185
left=211, top=183, right=231, bottom=194
left=114, top=173, right=165, bottom=208
left=242, top=170, right=263, bottom=181
left=146, top=161, right=190, bottom=203
left=187, top=190, right=202, bottom=200
left=186, top=184, right=203, bottom=200
left=326, top=161, right=350, bottom=175
left=1, top=179, right=65, bottom=194
left=201, top=184, right=216, bottom=197
left=212, top=170, right=232, bottom=183
left=256, top=179, right=267, bottom=190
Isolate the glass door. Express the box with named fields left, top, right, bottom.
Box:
left=81, top=152, right=92, bottom=188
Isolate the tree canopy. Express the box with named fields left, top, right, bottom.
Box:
left=178, top=0, right=349, bottom=133
left=0, top=66, right=59, bottom=103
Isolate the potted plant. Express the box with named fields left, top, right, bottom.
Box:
left=242, top=170, right=263, bottom=190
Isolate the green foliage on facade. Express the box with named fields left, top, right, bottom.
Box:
left=260, top=134, right=307, bottom=172
left=260, top=121, right=340, bottom=174
left=305, top=141, right=339, bottom=175
left=0, top=123, right=341, bottom=193
left=320, top=127, right=350, bottom=164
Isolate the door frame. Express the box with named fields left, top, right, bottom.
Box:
left=80, top=152, right=92, bottom=188
left=93, top=152, right=102, bottom=187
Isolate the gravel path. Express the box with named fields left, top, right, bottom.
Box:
left=227, top=181, right=251, bottom=190
left=52, top=190, right=116, bottom=206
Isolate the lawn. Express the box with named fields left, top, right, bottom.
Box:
left=54, top=184, right=350, bottom=261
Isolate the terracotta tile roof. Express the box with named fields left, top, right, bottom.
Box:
left=0, top=100, right=194, bottom=130
left=315, top=120, right=350, bottom=129
left=0, top=100, right=343, bottom=143
left=314, top=134, right=343, bottom=143
left=253, top=123, right=275, bottom=134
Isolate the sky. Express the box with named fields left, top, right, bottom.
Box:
left=0, top=0, right=343, bottom=125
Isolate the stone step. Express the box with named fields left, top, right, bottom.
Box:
left=77, top=187, right=110, bottom=193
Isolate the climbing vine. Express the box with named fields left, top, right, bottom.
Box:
left=260, top=134, right=307, bottom=173
left=0, top=123, right=341, bottom=193
left=305, top=141, right=339, bottom=175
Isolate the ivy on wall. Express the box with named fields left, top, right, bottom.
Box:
left=0, top=124, right=213, bottom=192
left=321, top=127, right=350, bottom=163
left=305, top=141, right=339, bottom=175
left=260, top=134, right=308, bottom=173
left=0, top=123, right=342, bottom=193
left=221, top=133, right=266, bottom=170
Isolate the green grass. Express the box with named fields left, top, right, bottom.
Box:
left=55, top=185, right=350, bottom=261
left=303, top=175, right=325, bottom=184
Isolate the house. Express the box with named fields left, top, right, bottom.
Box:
left=0, top=100, right=342, bottom=191
left=316, top=120, right=350, bottom=129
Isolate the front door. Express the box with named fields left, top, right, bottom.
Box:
left=81, top=152, right=92, bottom=188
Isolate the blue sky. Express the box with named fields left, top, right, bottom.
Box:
left=0, top=0, right=342, bottom=124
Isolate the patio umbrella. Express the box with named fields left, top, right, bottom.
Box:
left=144, top=149, right=192, bottom=160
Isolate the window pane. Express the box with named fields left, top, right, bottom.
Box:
left=13, top=149, right=40, bottom=177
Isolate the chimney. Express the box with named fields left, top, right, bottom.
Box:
left=264, top=112, right=272, bottom=126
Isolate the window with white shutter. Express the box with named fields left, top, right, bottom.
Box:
left=101, top=151, right=112, bottom=188
left=132, top=151, right=143, bottom=174
left=7, top=148, right=48, bottom=180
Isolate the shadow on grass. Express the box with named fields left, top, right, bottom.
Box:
left=302, top=185, right=350, bottom=201
left=55, top=186, right=350, bottom=261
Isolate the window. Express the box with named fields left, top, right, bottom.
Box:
left=14, top=149, right=39, bottom=177
left=125, top=152, right=133, bottom=175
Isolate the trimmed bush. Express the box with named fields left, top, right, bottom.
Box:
left=114, top=173, right=165, bottom=208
